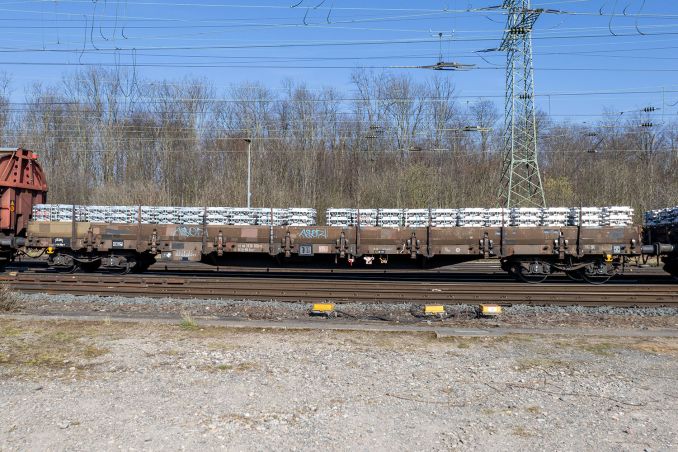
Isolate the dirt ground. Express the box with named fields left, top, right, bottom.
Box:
left=1, top=317, right=677, bottom=451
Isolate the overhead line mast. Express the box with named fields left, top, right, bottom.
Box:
left=497, top=0, right=546, bottom=208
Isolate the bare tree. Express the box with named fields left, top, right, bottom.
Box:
left=0, top=67, right=673, bottom=219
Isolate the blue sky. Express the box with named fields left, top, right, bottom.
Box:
left=2, top=0, right=678, bottom=123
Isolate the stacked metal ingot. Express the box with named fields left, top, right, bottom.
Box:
left=205, top=207, right=232, bottom=225
left=485, top=208, right=509, bottom=227
left=644, top=206, right=678, bottom=226
left=325, top=208, right=392, bottom=227
left=31, top=203, right=638, bottom=228
left=457, top=208, right=487, bottom=227
left=541, top=207, right=570, bottom=227
left=31, top=204, right=52, bottom=222
left=430, top=209, right=458, bottom=227
left=32, top=204, right=318, bottom=226
left=404, top=209, right=430, bottom=228
left=326, top=208, right=354, bottom=227
left=378, top=209, right=405, bottom=228
left=603, top=206, right=635, bottom=227
left=568, top=207, right=603, bottom=227
left=287, top=208, right=317, bottom=226
left=355, top=209, right=378, bottom=226
left=509, top=208, right=541, bottom=227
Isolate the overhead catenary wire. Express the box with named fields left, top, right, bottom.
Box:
left=0, top=1, right=676, bottom=135
left=6, top=42, right=678, bottom=62
left=5, top=85, right=678, bottom=101
left=9, top=142, right=674, bottom=155
left=4, top=1, right=678, bottom=19
left=0, top=1, right=673, bottom=85
left=6, top=28, right=678, bottom=51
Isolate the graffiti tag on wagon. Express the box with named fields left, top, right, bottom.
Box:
left=172, top=226, right=203, bottom=238
left=298, top=228, right=328, bottom=239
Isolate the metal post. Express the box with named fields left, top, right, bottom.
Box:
left=244, top=138, right=252, bottom=208
left=497, top=0, right=546, bottom=208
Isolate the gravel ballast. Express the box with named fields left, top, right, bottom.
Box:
left=12, top=292, right=678, bottom=331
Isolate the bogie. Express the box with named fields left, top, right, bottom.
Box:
left=507, top=260, right=551, bottom=284
left=48, top=252, right=154, bottom=274
left=501, top=256, right=624, bottom=284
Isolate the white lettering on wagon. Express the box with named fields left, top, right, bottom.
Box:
left=298, top=228, right=328, bottom=239
left=174, top=249, right=200, bottom=258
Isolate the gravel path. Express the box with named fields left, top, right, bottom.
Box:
left=1, top=318, right=677, bottom=451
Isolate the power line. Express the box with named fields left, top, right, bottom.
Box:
left=6, top=29, right=678, bottom=53
left=6, top=1, right=678, bottom=19
left=0, top=0, right=675, bottom=132
left=4, top=85, right=678, bottom=102
left=5, top=59, right=678, bottom=73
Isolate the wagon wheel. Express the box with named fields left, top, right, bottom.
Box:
left=119, top=261, right=134, bottom=275
left=77, top=260, right=102, bottom=273
left=579, top=264, right=614, bottom=285
left=580, top=271, right=613, bottom=285
left=565, top=270, right=584, bottom=282
left=130, top=261, right=151, bottom=274
left=513, top=262, right=548, bottom=284
left=54, top=263, right=78, bottom=273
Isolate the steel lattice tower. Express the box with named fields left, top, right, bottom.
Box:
left=498, top=0, right=546, bottom=208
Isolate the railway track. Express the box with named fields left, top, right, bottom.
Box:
left=6, top=258, right=673, bottom=281
left=2, top=272, right=676, bottom=307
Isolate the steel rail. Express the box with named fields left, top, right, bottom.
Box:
left=2, top=273, right=676, bottom=307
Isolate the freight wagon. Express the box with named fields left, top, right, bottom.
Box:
left=1, top=148, right=676, bottom=283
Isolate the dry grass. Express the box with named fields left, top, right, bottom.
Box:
left=579, top=342, right=617, bottom=356
left=3, top=317, right=676, bottom=381
left=626, top=339, right=678, bottom=356
left=0, top=284, right=21, bottom=312
left=83, top=345, right=109, bottom=359
left=0, top=320, right=112, bottom=379
left=512, top=426, right=534, bottom=437
left=205, top=341, right=239, bottom=352
left=555, top=337, right=678, bottom=358
left=515, top=357, right=573, bottom=372
left=208, top=362, right=259, bottom=373
left=525, top=406, right=541, bottom=414
left=1, top=324, right=22, bottom=337
left=179, top=311, right=199, bottom=331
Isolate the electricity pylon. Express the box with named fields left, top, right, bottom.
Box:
left=497, top=0, right=546, bottom=208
